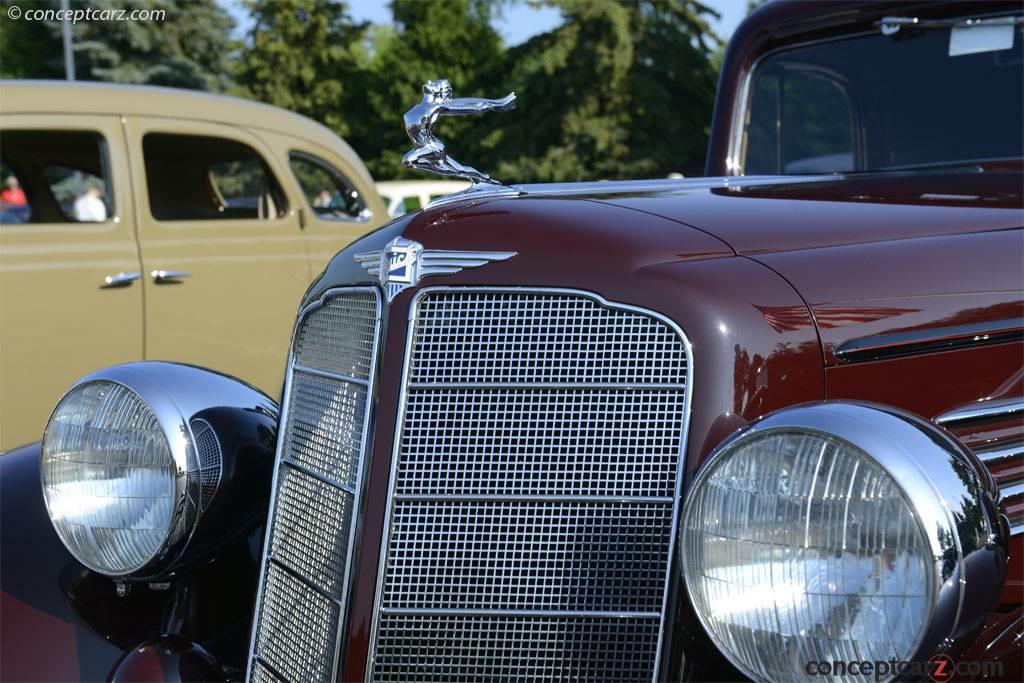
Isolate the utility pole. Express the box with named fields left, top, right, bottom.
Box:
left=60, top=0, right=75, bottom=80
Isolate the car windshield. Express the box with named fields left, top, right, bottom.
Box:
left=742, top=14, right=1023, bottom=174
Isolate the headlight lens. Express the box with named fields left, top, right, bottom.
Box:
left=41, top=380, right=183, bottom=576
left=681, top=428, right=932, bottom=681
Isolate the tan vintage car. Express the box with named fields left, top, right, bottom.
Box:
left=0, top=80, right=386, bottom=451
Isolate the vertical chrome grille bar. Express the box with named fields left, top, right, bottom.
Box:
left=247, top=287, right=382, bottom=682
left=368, top=287, right=693, bottom=682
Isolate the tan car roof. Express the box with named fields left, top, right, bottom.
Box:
left=0, top=80, right=370, bottom=180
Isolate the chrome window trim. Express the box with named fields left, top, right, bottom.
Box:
left=364, top=286, right=694, bottom=683
left=246, top=285, right=383, bottom=683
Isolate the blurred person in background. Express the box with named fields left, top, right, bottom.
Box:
left=73, top=183, right=106, bottom=222
left=1, top=176, right=26, bottom=206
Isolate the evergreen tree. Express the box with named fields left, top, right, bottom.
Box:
left=351, top=0, right=506, bottom=179
left=490, top=0, right=720, bottom=182
left=0, top=0, right=235, bottom=91
left=234, top=0, right=367, bottom=137
left=0, top=1, right=63, bottom=79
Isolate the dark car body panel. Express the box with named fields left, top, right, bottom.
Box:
left=0, top=441, right=265, bottom=681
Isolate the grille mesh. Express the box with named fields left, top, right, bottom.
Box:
left=282, top=372, right=367, bottom=487
left=370, top=290, right=690, bottom=682
left=190, top=418, right=222, bottom=510
left=372, top=614, right=663, bottom=682
left=249, top=289, right=381, bottom=682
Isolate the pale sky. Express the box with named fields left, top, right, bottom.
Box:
left=222, top=1, right=750, bottom=46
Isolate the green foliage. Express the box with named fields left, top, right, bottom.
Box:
left=0, top=0, right=723, bottom=182
left=0, top=1, right=63, bottom=79
left=347, top=0, right=507, bottom=179
left=233, top=0, right=366, bottom=136
left=0, top=0, right=235, bottom=90
left=489, top=0, right=721, bottom=182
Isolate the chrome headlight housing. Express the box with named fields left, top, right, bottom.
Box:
left=680, top=402, right=1006, bottom=683
left=41, top=363, right=277, bottom=579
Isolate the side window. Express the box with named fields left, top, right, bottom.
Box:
left=745, top=66, right=855, bottom=174
left=288, top=153, right=370, bottom=221
left=0, top=130, right=112, bottom=224
left=142, top=133, right=287, bottom=221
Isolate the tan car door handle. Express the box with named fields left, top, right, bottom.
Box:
left=151, top=269, right=191, bottom=284
left=101, top=271, right=141, bottom=288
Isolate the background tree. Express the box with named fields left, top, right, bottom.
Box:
left=233, top=0, right=366, bottom=137
left=0, top=0, right=63, bottom=79
left=349, top=0, right=506, bottom=179
left=489, top=0, right=720, bottom=182
left=0, top=0, right=235, bottom=90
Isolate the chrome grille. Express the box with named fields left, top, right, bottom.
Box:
left=936, top=397, right=1024, bottom=536
left=369, top=289, right=691, bottom=682
left=248, top=288, right=382, bottom=682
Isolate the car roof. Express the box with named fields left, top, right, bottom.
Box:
left=0, top=80, right=344, bottom=151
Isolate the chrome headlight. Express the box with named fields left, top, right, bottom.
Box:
left=41, top=363, right=277, bottom=579
left=680, top=402, right=1005, bottom=683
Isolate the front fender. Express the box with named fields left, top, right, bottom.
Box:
left=0, top=442, right=262, bottom=681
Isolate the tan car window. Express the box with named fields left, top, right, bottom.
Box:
left=143, top=133, right=287, bottom=221
left=0, top=130, right=112, bottom=225
left=288, top=152, right=368, bottom=220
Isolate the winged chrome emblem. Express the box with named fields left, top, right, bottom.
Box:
left=355, top=237, right=516, bottom=302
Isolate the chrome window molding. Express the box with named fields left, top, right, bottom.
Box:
left=365, top=286, right=694, bottom=682
left=247, top=286, right=383, bottom=683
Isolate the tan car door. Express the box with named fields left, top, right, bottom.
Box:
left=123, top=117, right=309, bottom=400
left=0, top=115, right=143, bottom=450
left=257, top=130, right=383, bottom=275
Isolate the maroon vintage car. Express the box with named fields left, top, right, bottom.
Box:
left=1, top=1, right=1021, bottom=681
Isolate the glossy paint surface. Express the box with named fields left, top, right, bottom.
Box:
left=316, top=173, right=1020, bottom=678
left=309, top=196, right=824, bottom=680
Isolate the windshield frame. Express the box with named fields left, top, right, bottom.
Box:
left=729, top=12, right=1023, bottom=176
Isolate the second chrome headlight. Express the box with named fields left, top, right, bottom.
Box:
left=680, top=402, right=1006, bottom=683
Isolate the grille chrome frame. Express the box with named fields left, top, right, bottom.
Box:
left=247, top=286, right=383, bottom=683
left=367, top=287, right=694, bottom=682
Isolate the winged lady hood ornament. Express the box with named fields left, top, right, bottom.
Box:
left=402, top=78, right=516, bottom=185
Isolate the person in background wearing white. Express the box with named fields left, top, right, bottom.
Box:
left=74, top=185, right=107, bottom=222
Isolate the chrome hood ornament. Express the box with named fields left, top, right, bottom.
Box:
left=402, top=78, right=516, bottom=185
left=355, top=237, right=516, bottom=302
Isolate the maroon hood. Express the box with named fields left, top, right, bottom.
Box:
left=592, top=169, right=1023, bottom=255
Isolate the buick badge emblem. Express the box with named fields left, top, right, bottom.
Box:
left=355, top=237, right=516, bottom=302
